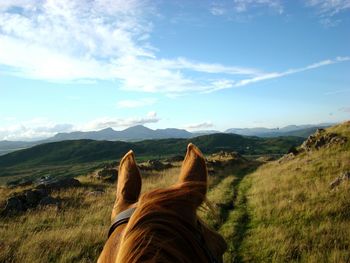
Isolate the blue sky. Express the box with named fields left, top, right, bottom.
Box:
left=0, top=0, right=349, bottom=140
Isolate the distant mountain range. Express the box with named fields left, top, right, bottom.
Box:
left=0, top=123, right=333, bottom=156
left=225, top=123, right=333, bottom=137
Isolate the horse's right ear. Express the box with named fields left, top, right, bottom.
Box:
left=178, top=143, right=208, bottom=206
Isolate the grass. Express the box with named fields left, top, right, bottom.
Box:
left=0, top=121, right=349, bottom=262
left=0, top=166, right=184, bottom=263
left=230, top=121, right=350, bottom=262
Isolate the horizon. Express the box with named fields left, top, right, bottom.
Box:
left=1, top=0, right=349, bottom=141
left=0, top=121, right=339, bottom=142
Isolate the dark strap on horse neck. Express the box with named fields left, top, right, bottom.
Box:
left=108, top=207, right=136, bottom=238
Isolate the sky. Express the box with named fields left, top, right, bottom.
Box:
left=0, top=0, right=349, bottom=141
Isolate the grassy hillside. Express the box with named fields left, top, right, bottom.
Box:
left=0, top=122, right=349, bottom=262
left=0, top=133, right=303, bottom=184
left=220, top=121, right=350, bottom=262
left=0, top=134, right=302, bottom=167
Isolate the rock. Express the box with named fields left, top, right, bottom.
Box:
left=207, top=151, right=247, bottom=167
left=301, top=131, right=347, bottom=152
left=91, top=168, right=118, bottom=182
left=138, top=160, right=173, bottom=171
left=23, top=189, right=47, bottom=208
left=0, top=196, right=25, bottom=216
left=330, top=171, right=350, bottom=189
left=35, top=177, right=81, bottom=191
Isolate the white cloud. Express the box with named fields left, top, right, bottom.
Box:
left=79, top=111, right=160, bottom=131
left=0, top=112, right=160, bottom=140
left=305, top=0, right=350, bottom=16
left=0, top=0, right=348, bottom=95
left=233, top=0, right=283, bottom=13
left=117, top=98, right=157, bottom=108
left=0, top=0, right=275, bottom=94
left=185, top=121, right=214, bottom=130
left=0, top=119, right=74, bottom=141
left=305, top=0, right=350, bottom=26
left=210, top=3, right=227, bottom=16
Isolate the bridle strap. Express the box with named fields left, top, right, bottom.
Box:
left=108, top=207, right=136, bottom=238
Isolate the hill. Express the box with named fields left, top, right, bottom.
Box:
left=0, top=125, right=193, bottom=156
left=0, top=133, right=303, bottom=184
left=226, top=123, right=333, bottom=138
left=219, top=121, right=350, bottom=261
left=0, top=123, right=333, bottom=156
left=0, top=134, right=303, bottom=168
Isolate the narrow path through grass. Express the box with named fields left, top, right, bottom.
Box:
left=202, top=163, right=259, bottom=263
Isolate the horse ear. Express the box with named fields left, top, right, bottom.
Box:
left=178, top=143, right=207, bottom=205
left=117, top=150, right=142, bottom=204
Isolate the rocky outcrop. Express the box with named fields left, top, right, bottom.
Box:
left=1, top=177, right=81, bottom=216
left=138, top=160, right=173, bottom=171
left=207, top=151, right=247, bottom=168
left=35, top=177, right=81, bottom=191
left=279, top=129, right=347, bottom=163
left=90, top=168, right=118, bottom=182
left=0, top=189, right=60, bottom=216
left=301, top=129, right=347, bottom=152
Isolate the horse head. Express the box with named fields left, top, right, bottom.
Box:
left=98, top=143, right=227, bottom=262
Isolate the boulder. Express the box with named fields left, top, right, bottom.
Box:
left=207, top=151, right=247, bottom=167
left=35, top=177, right=81, bottom=191
left=138, top=160, right=173, bottom=171
left=90, top=168, right=118, bottom=182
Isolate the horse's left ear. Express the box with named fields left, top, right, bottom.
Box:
left=111, top=150, right=141, bottom=221
left=117, top=150, right=142, bottom=203
left=178, top=143, right=208, bottom=207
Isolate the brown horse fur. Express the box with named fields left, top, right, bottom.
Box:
left=98, top=143, right=227, bottom=263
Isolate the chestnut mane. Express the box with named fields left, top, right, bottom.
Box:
left=116, top=182, right=209, bottom=263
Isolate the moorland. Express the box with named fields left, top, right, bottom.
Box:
left=0, top=122, right=349, bottom=262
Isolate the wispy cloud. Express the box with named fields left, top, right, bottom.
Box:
left=79, top=111, right=159, bottom=131
left=117, top=98, right=157, bottom=108
left=233, top=0, right=283, bottom=14
left=185, top=121, right=214, bottom=130
left=339, top=107, right=350, bottom=113
left=210, top=3, right=227, bottom=16
left=305, top=0, right=350, bottom=16
left=205, top=56, right=350, bottom=92
left=305, top=0, right=350, bottom=26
